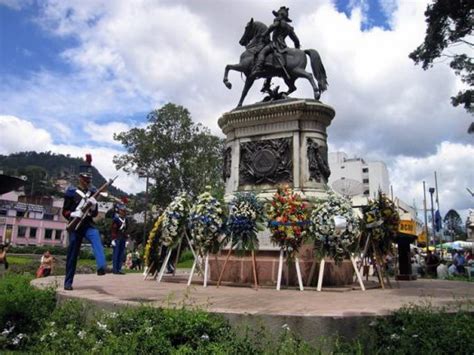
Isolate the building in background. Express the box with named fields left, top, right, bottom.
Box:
left=0, top=190, right=67, bottom=247
left=328, top=152, right=390, bottom=201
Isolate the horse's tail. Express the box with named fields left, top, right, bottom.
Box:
left=305, top=49, right=328, bottom=92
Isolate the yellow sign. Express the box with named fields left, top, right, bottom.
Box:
left=417, top=230, right=427, bottom=244
left=398, top=220, right=417, bottom=236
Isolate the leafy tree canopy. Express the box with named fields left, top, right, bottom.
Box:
left=113, top=103, right=224, bottom=208
left=409, top=0, right=473, bottom=116
left=443, top=209, right=467, bottom=240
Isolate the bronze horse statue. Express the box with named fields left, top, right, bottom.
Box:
left=223, top=18, right=328, bottom=107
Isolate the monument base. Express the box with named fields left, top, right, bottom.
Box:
left=209, top=246, right=354, bottom=287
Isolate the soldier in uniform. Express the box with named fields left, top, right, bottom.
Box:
left=62, top=154, right=106, bottom=290
left=252, top=6, right=300, bottom=76
left=111, top=202, right=128, bottom=275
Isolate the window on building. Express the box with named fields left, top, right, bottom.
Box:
left=364, top=190, right=370, bottom=196
left=43, top=214, right=54, bottom=221
left=16, top=211, right=25, bottom=218
left=55, top=230, right=63, bottom=240
left=29, top=227, right=37, bottom=239
left=0, top=209, right=6, bottom=216
left=44, top=229, right=53, bottom=240
left=362, top=168, right=369, bottom=173
left=363, top=178, right=369, bottom=184
left=17, top=226, right=27, bottom=238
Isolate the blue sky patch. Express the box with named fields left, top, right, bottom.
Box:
left=334, top=0, right=394, bottom=31
left=0, top=3, right=77, bottom=78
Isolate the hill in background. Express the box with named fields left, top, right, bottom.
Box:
left=0, top=151, right=128, bottom=198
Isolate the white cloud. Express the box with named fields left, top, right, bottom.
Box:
left=0, top=115, right=52, bottom=153
left=84, top=121, right=134, bottom=146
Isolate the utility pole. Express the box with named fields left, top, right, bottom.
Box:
left=423, top=181, right=429, bottom=248
left=429, top=187, right=436, bottom=252
left=143, top=174, right=149, bottom=248
left=138, top=168, right=150, bottom=248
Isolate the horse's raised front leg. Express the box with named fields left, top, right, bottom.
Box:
left=237, top=76, right=255, bottom=107
left=223, top=64, right=244, bottom=90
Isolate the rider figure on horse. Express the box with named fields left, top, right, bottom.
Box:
left=251, top=6, right=300, bottom=77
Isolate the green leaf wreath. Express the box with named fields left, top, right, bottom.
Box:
left=361, top=191, right=400, bottom=257
left=144, top=214, right=165, bottom=270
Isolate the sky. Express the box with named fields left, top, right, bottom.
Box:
left=0, top=0, right=472, bottom=222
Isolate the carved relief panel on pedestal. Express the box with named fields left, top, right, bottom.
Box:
left=307, top=137, right=330, bottom=183
left=239, top=138, right=293, bottom=185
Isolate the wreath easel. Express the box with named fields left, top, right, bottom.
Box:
left=268, top=186, right=308, bottom=291
left=358, top=192, right=399, bottom=289
left=217, top=193, right=265, bottom=289
left=155, top=193, right=190, bottom=284
left=187, top=188, right=225, bottom=287
left=143, top=214, right=165, bottom=280
left=307, top=190, right=365, bottom=291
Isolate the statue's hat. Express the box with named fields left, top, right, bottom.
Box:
left=272, top=6, right=292, bottom=22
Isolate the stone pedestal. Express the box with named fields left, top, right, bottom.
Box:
left=219, top=98, right=335, bottom=202
left=216, top=99, right=349, bottom=287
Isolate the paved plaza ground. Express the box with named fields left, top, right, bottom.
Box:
left=32, top=271, right=474, bottom=341
left=32, top=272, right=474, bottom=317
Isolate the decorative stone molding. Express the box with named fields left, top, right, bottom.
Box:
left=218, top=99, right=335, bottom=137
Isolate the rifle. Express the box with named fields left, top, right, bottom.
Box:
left=66, top=176, right=118, bottom=233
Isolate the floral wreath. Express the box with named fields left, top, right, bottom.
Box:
left=308, top=190, right=360, bottom=264
left=267, top=185, right=310, bottom=257
left=226, top=192, right=266, bottom=252
left=160, top=192, right=190, bottom=248
left=144, top=214, right=165, bottom=269
left=188, top=187, right=226, bottom=256
left=361, top=191, right=399, bottom=257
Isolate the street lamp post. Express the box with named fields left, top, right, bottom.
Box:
left=138, top=168, right=150, bottom=248
left=143, top=174, right=149, bottom=247
left=429, top=187, right=436, bottom=251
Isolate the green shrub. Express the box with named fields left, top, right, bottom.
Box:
left=349, top=303, right=474, bottom=354
left=9, top=245, right=68, bottom=255
left=179, top=250, right=194, bottom=263
left=0, top=275, right=56, bottom=350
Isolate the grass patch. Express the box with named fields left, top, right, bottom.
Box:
left=5, top=255, right=36, bottom=265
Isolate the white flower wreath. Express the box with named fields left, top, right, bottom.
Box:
left=308, top=190, right=360, bottom=264
left=188, top=189, right=225, bottom=256
left=161, top=192, right=190, bottom=248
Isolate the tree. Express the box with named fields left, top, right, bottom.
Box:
left=18, top=165, right=57, bottom=197
left=113, top=103, right=224, bottom=208
left=443, top=209, right=467, bottom=240
left=409, top=0, right=473, bottom=120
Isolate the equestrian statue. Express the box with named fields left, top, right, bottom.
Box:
left=223, top=6, right=328, bottom=107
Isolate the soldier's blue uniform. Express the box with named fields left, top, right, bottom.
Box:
left=62, top=162, right=106, bottom=290
left=111, top=204, right=128, bottom=274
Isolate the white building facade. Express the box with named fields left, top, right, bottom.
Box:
left=328, top=152, right=390, bottom=199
